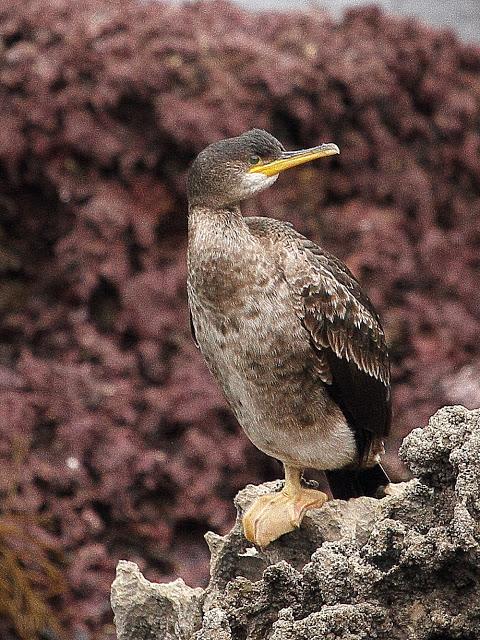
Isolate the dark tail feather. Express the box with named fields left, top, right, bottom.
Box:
left=326, top=464, right=390, bottom=500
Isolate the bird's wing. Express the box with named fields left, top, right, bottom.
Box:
left=247, top=217, right=391, bottom=463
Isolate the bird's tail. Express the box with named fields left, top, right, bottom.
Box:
left=325, top=463, right=390, bottom=500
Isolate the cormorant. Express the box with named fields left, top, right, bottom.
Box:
left=187, top=129, right=391, bottom=547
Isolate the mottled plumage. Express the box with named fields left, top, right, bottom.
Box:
left=187, top=130, right=391, bottom=545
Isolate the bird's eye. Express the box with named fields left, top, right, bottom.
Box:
left=249, top=155, right=261, bottom=165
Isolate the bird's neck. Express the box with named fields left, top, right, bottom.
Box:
left=188, top=204, right=251, bottom=250
left=187, top=203, right=257, bottom=294
left=188, top=203, right=244, bottom=226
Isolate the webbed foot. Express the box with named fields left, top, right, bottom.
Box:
left=242, top=482, right=328, bottom=547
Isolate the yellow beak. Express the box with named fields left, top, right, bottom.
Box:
left=248, top=143, right=340, bottom=177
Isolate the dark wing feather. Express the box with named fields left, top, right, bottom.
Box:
left=280, top=228, right=391, bottom=465
left=190, top=310, right=199, bottom=348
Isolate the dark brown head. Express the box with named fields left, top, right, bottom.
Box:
left=187, top=129, right=339, bottom=209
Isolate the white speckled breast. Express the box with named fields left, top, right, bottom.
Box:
left=187, top=206, right=356, bottom=471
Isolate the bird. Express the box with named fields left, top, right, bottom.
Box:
left=187, top=129, right=391, bottom=547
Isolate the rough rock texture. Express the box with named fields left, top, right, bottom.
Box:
left=111, top=561, right=203, bottom=640
left=112, top=406, right=480, bottom=639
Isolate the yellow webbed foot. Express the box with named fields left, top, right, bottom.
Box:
left=242, top=484, right=328, bottom=547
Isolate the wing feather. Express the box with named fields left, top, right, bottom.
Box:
left=251, top=218, right=393, bottom=464
left=190, top=310, right=199, bottom=348
left=247, top=217, right=392, bottom=464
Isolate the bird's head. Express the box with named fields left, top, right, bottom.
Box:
left=187, top=129, right=339, bottom=209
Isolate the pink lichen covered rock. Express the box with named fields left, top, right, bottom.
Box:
left=0, top=0, right=479, bottom=637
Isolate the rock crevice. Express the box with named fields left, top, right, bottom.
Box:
left=111, top=406, right=480, bottom=639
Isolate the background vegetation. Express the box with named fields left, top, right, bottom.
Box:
left=0, top=0, right=479, bottom=637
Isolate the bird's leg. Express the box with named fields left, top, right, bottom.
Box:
left=242, top=465, right=328, bottom=547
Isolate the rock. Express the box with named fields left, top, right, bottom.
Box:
left=111, top=561, right=203, bottom=640
left=112, top=406, right=480, bottom=639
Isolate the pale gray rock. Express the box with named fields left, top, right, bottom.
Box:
left=111, top=560, right=203, bottom=640
left=192, top=608, right=232, bottom=640
left=112, top=406, right=480, bottom=639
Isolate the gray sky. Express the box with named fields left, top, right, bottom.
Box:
left=199, top=0, right=480, bottom=42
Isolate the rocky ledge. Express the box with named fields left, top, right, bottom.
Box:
left=111, top=406, right=480, bottom=639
